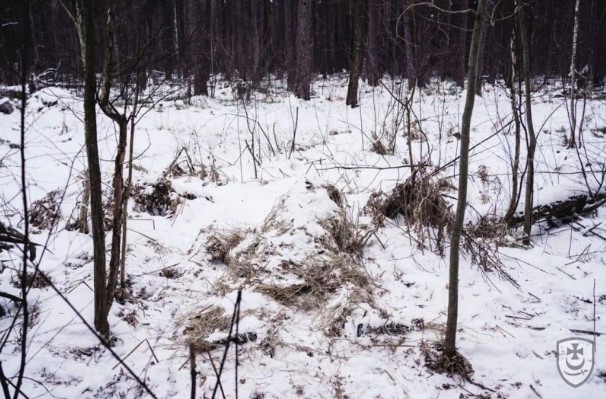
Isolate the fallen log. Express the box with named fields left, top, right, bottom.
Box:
left=510, top=193, right=606, bottom=228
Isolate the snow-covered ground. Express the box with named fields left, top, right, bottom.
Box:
left=0, top=77, right=605, bottom=398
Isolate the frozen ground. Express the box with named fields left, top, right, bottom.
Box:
left=0, top=77, right=605, bottom=398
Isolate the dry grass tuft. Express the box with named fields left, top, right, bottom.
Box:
left=30, top=190, right=62, bottom=229
left=371, top=139, right=391, bottom=155
left=205, top=231, right=244, bottom=264
left=365, top=168, right=452, bottom=254
left=467, top=215, right=508, bottom=242
left=325, top=184, right=344, bottom=208
left=382, top=168, right=452, bottom=229
left=365, top=169, right=519, bottom=286
left=133, top=178, right=181, bottom=216
left=12, top=271, right=51, bottom=289
left=183, top=306, right=231, bottom=352
left=422, top=342, right=474, bottom=380
left=255, top=254, right=371, bottom=312
left=322, top=212, right=372, bottom=256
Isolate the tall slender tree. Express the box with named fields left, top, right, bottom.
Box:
left=517, top=0, right=537, bottom=246
left=77, top=0, right=110, bottom=337
left=567, top=0, right=582, bottom=148
left=98, top=0, right=128, bottom=308
left=444, top=0, right=486, bottom=359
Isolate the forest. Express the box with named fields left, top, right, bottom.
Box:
left=0, top=0, right=605, bottom=398
left=2, top=1, right=606, bottom=95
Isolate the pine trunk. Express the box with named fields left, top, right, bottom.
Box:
left=295, top=0, right=313, bottom=100
left=346, top=0, right=369, bottom=108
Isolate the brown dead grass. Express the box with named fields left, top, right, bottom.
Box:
left=133, top=178, right=181, bottom=216
left=183, top=306, right=231, bottom=352
left=422, top=341, right=474, bottom=380
left=30, top=190, right=62, bottom=229
left=205, top=231, right=244, bottom=264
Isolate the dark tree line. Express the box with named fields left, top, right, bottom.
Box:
left=2, top=0, right=606, bottom=97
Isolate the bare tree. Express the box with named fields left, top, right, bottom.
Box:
left=567, top=0, right=582, bottom=148
left=98, top=0, right=128, bottom=307
left=516, top=0, right=537, bottom=246
left=504, top=22, right=522, bottom=224
left=444, top=0, right=486, bottom=359
left=76, top=0, right=110, bottom=337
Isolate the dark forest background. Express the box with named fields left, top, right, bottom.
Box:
left=1, top=0, right=606, bottom=98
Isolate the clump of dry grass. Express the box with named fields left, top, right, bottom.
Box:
left=250, top=186, right=374, bottom=311
left=12, top=271, right=51, bottom=289
left=467, top=215, right=508, bottom=242
left=382, top=168, right=452, bottom=229
left=371, top=138, right=391, bottom=155
left=205, top=231, right=244, bottom=264
left=183, top=306, right=231, bottom=352
left=255, top=253, right=371, bottom=312
left=365, top=169, right=519, bottom=286
left=29, top=190, right=62, bottom=229
left=205, top=184, right=376, bottom=339
left=325, top=184, right=343, bottom=208
left=133, top=178, right=181, bottom=216
left=422, top=341, right=474, bottom=380
left=159, top=266, right=182, bottom=279
left=322, top=211, right=374, bottom=256
left=365, top=168, right=452, bottom=254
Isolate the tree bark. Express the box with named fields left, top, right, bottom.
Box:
left=346, top=0, right=369, bottom=108
left=504, top=24, right=522, bottom=224
left=517, top=0, right=537, bottom=246
left=78, top=172, right=90, bottom=234
left=403, top=1, right=415, bottom=85
left=192, top=0, right=210, bottom=96
left=444, top=0, right=486, bottom=358
left=295, top=0, right=313, bottom=100
left=568, top=0, right=581, bottom=148
left=78, top=0, right=110, bottom=338
left=98, top=0, right=128, bottom=307
left=366, top=0, right=381, bottom=86
left=454, top=0, right=469, bottom=87
left=284, top=0, right=296, bottom=90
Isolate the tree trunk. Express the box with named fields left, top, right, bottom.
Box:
left=504, top=24, right=522, bottom=224
left=98, top=0, right=128, bottom=306
left=120, top=93, right=138, bottom=288
left=443, top=0, right=486, bottom=358
left=366, top=0, right=381, bottom=86
left=346, top=0, right=369, bottom=108
left=295, top=0, right=313, bottom=100
left=454, top=0, right=469, bottom=87
left=192, top=0, right=210, bottom=96
left=78, top=172, right=90, bottom=234
left=403, top=1, right=415, bottom=85
left=568, top=0, right=581, bottom=148
left=517, top=0, right=537, bottom=246
left=78, top=0, right=110, bottom=338
left=105, top=119, right=127, bottom=305
left=284, top=0, right=296, bottom=90
left=475, top=13, right=489, bottom=95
